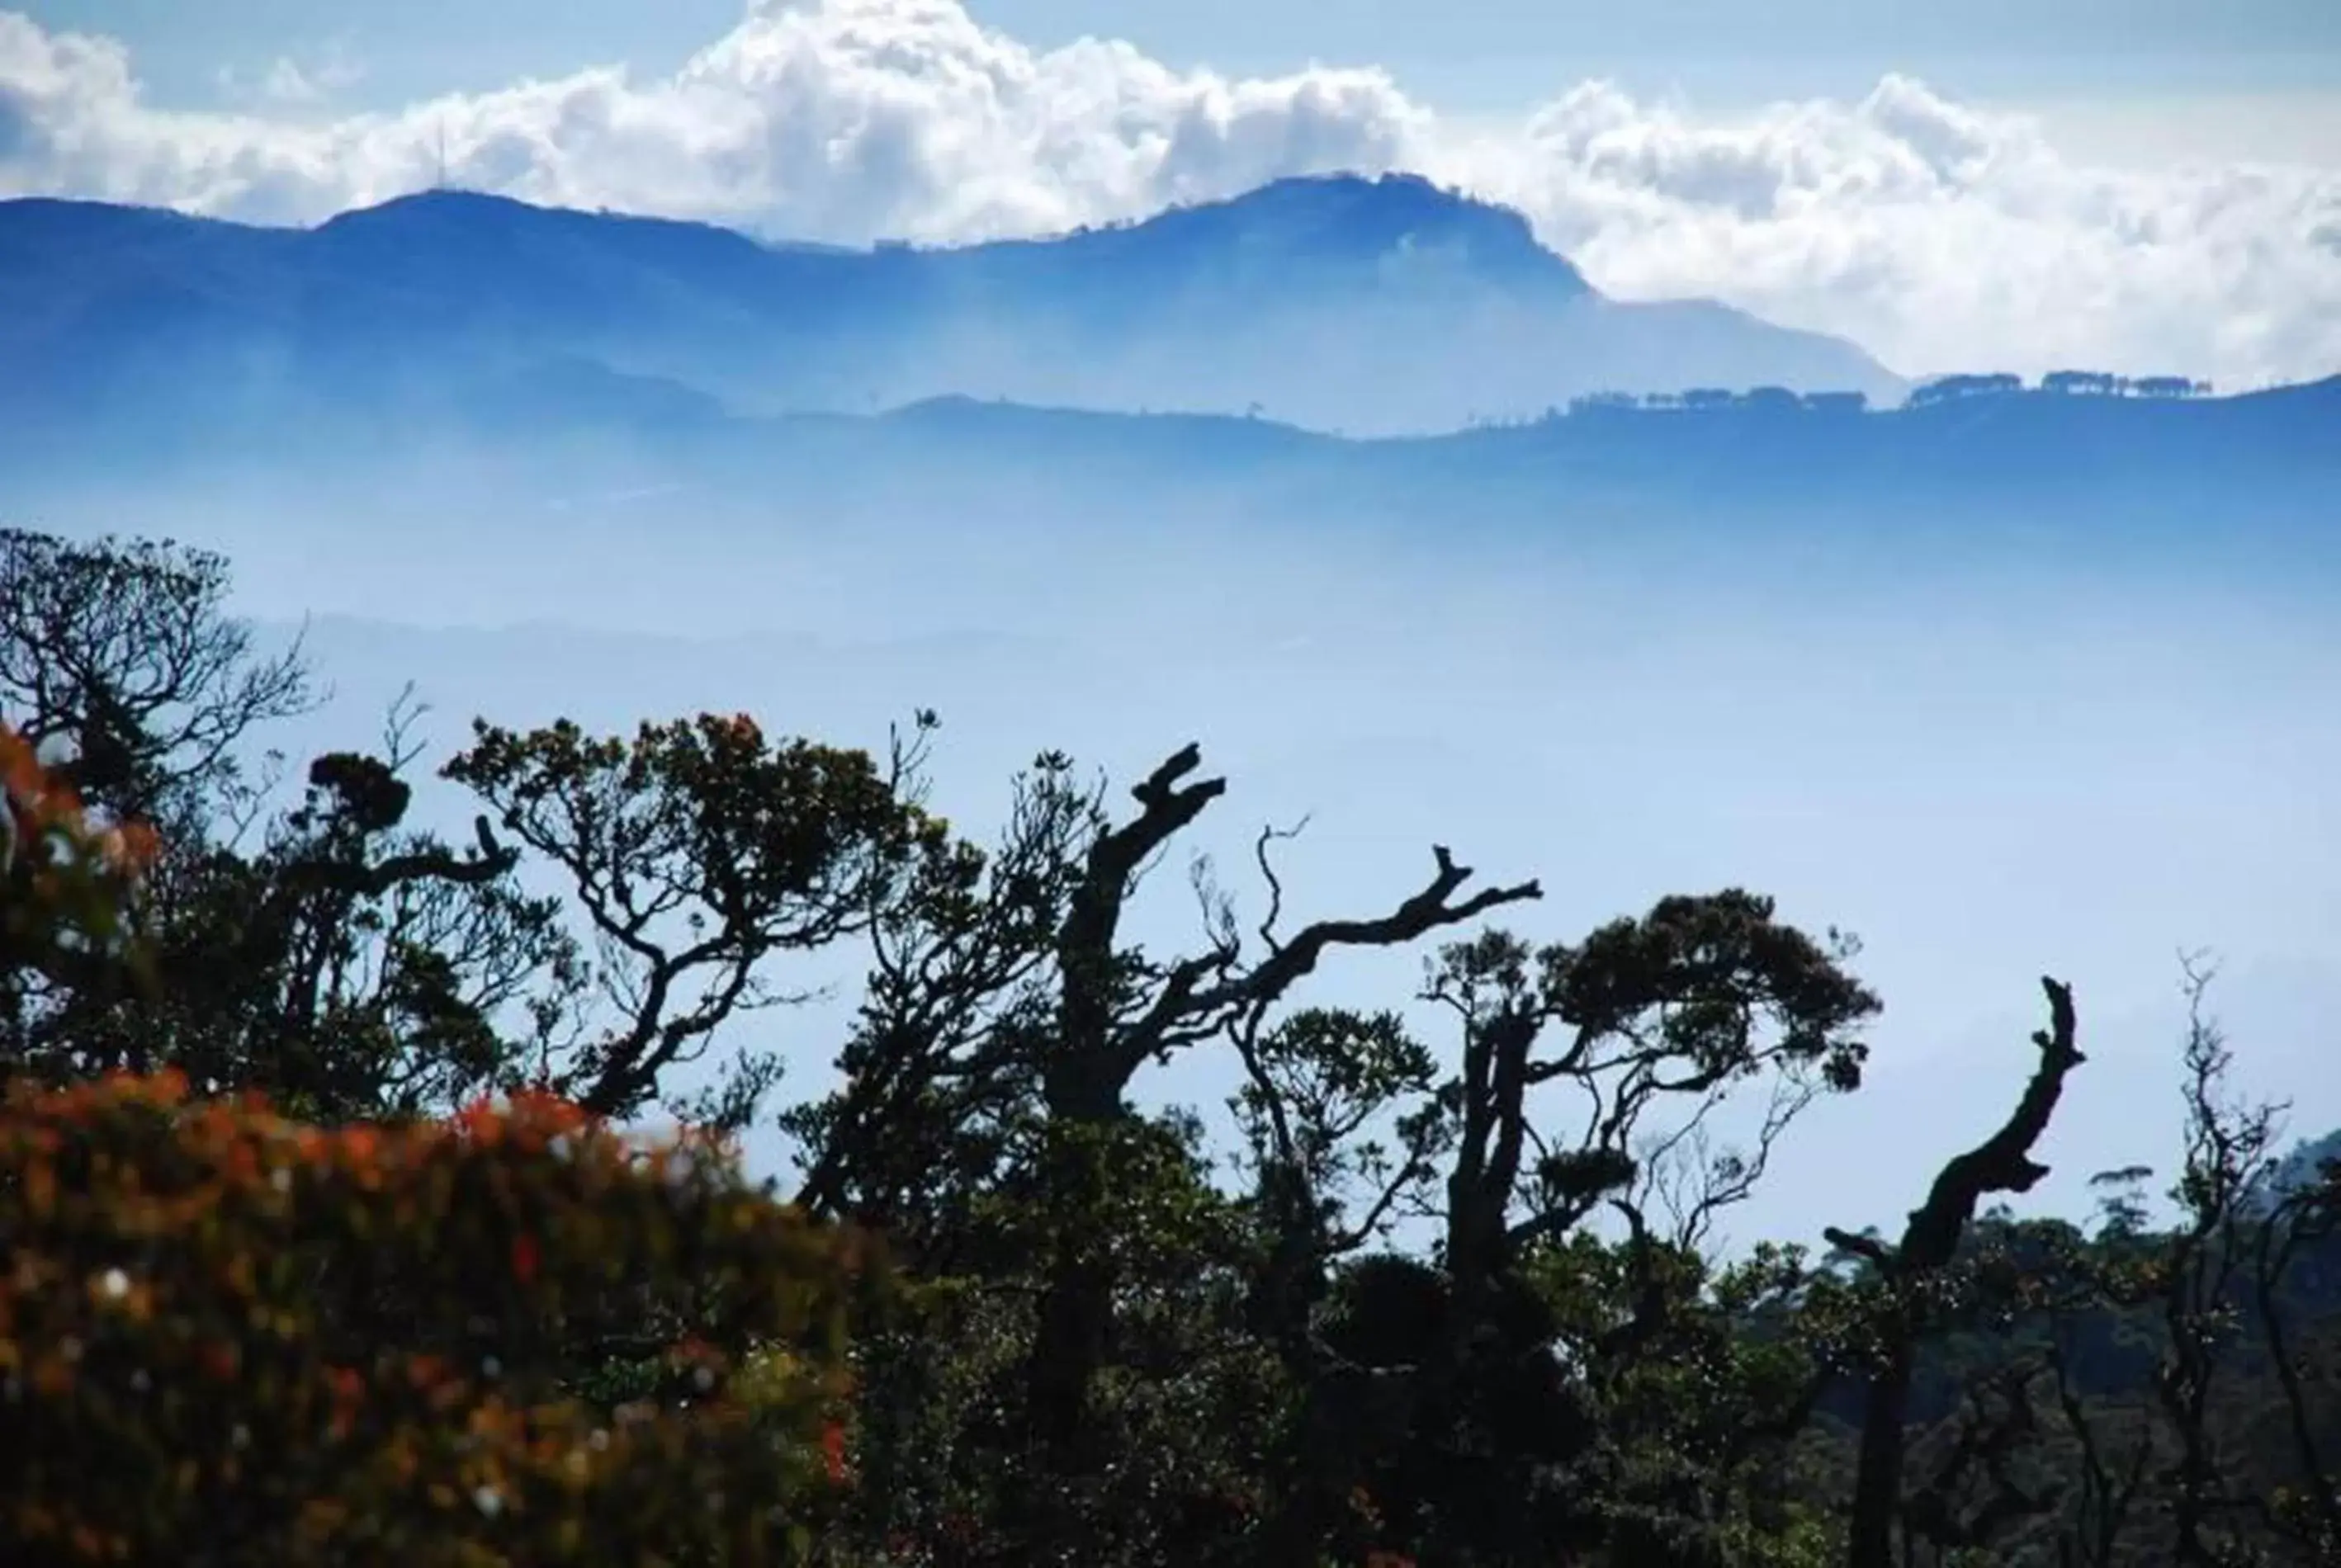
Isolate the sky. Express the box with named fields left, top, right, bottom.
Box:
left=24, top=0, right=2341, bottom=122
left=6, top=0, right=2341, bottom=381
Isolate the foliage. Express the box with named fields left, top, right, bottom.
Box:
left=2, top=720, right=161, bottom=1074
left=444, top=711, right=948, bottom=1126
left=3, top=526, right=2338, bottom=1568
left=18, top=730, right=581, bottom=1120
left=0, top=528, right=311, bottom=836
left=0, top=1070, right=862, bottom=1565
left=0, top=534, right=576, bottom=1120
left=2, top=720, right=154, bottom=930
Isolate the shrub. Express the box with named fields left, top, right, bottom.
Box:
left=2, top=720, right=155, bottom=983
left=0, top=1072, right=865, bottom=1565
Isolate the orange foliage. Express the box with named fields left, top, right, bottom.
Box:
left=2, top=722, right=157, bottom=978
left=0, top=1072, right=866, bottom=1564
left=0, top=723, right=156, bottom=876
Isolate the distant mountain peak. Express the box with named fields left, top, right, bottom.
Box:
left=1208, top=171, right=1525, bottom=233
left=319, top=187, right=542, bottom=229
left=314, top=174, right=1580, bottom=292
left=1038, top=170, right=1589, bottom=300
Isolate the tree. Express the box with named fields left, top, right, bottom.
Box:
left=7, top=672, right=577, bottom=1123
left=17, top=525, right=2341, bottom=1568
left=1804, top=963, right=2341, bottom=1568
left=0, top=529, right=312, bottom=835
left=787, top=746, right=1539, bottom=1560
left=2253, top=1144, right=2341, bottom=1559
left=1826, top=977, right=2081, bottom=1568
left=443, top=710, right=947, bottom=1126
left=0, top=709, right=869, bottom=1560
left=1349, top=895, right=1876, bottom=1564
left=1227, top=1004, right=1450, bottom=1563
left=2, top=719, right=158, bottom=1045
left=1, top=531, right=579, bottom=1119
left=996, top=749, right=1535, bottom=1494
left=2154, top=956, right=2285, bottom=1565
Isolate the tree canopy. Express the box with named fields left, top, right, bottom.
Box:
left=2, top=527, right=2334, bottom=1566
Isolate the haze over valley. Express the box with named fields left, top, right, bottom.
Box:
left=7, top=158, right=2335, bottom=1239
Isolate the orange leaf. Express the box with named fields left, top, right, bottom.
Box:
left=821, top=1420, right=847, bottom=1484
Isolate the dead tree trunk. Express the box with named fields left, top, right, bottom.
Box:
left=1021, top=745, right=1539, bottom=1482
left=1828, top=976, right=2083, bottom=1568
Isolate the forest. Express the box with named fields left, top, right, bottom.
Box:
left=2, top=523, right=2335, bottom=1567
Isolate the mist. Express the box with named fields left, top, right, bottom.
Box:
left=25, top=429, right=2334, bottom=1252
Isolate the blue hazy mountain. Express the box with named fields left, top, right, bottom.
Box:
left=0, top=172, right=1901, bottom=438
left=12, top=366, right=2334, bottom=607
left=5, top=166, right=2332, bottom=594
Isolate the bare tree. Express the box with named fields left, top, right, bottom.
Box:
left=2154, top=955, right=2284, bottom=1566
left=1023, top=745, right=1539, bottom=1467
left=1827, top=976, right=2083, bottom=1568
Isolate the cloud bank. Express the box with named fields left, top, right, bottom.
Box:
left=3, top=0, right=2338, bottom=383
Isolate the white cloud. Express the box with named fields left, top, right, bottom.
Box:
left=2, top=0, right=2338, bottom=384
left=260, top=50, right=367, bottom=108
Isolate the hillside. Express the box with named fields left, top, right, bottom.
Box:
left=0, top=173, right=1900, bottom=437
left=12, top=375, right=2337, bottom=630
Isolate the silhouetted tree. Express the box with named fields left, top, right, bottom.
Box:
left=0, top=528, right=312, bottom=834
left=1828, top=977, right=2082, bottom=1568
left=444, top=710, right=946, bottom=1125
left=12, top=526, right=2341, bottom=1568
left=0, top=533, right=571, bottom=1119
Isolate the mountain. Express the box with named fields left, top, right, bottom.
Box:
left=11, top=364, right=2334, bottom=609
left=0, top=174, right=1900, bottom=439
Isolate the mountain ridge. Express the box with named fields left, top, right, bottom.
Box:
left=0, top=172, right=1901, bottom=437
left=11, top=363, right=2333, bottom=597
